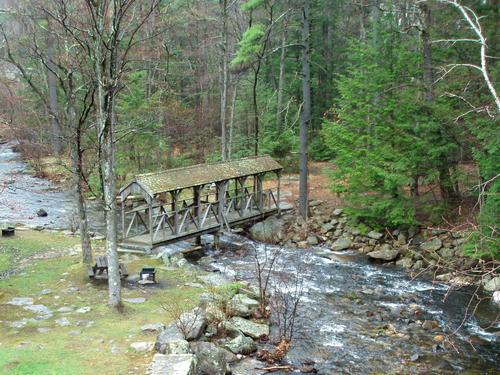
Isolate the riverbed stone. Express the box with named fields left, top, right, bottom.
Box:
left=331, top=237, right=352, bottom=251
left=37, top=208, right=48, bottom=217
left=484, top=276, right=500, bottom=292
left=155, top=323, right=192, bottom=354
left=148, top=353, right=196, bottom=375
left=420, top=238, right=442, bottom=252
left=223, top=334, right=257, bottom=354
left=367, top=231, right=383, bottom=240
left=332, top=208, right=343, bottom=216
left=492, top=291, right=500, bottom=304
left=395, top=257, right=413, bottom=269
left=438, top=247, right=455, bottom=260
left=230, top=294, right=259, bottom=317
left=190, top=341, right=234, bottom=375
left=225, top=317, right=269, bottom=339
left=230, top=358, right=266, bottom=375
left=178, top=308, right=207, bottom=340
left=307, top=234, right=319, bottom=246
left=249, top=216, right=284, bottom=243
left=367, top=245, right=399, bottom=261
left=321, top=223, right=335, bottom=233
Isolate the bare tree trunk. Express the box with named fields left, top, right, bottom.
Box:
left=67, top=76, right=92, bottom=265
left=253, top=67, right=260, bottom=156
left=220, top=0, right=229, bottom=161
left=228, top=82, right=238, bottom=160
left=299, top=0, right=310, bottom=220
left=46, top=19, right=62, bottom=155
left=276, top=15, right=288, bottom=132
left=94, top=1, right=121, bottom=310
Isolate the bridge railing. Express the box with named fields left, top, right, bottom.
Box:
left=122, top=187, right=279, bottom=243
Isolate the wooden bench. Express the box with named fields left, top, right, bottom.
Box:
left=87, top=256, right=129, bottom=280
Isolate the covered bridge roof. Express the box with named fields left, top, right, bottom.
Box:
left=120, top=155, right=282, bottom=199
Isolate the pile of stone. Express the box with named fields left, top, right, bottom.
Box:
left=144, top=283, right=269, bottom=375
left=248, top=201, right=499, bottom=301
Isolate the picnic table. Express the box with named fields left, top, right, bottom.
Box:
left=87, top=256, right=128, bottom=280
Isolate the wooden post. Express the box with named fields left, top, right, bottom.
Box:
left=148, top=201, right=153, bottom=245
left=238, top=177, right=247, bottom=215
left=171, top=190, right=180, bottom=235
left=216, top=181, right=227, bottom=228
left=194, top=185, right=202, bottom=245
left=120, top=198, right=125, bottom=239
left=256, top=173, right=264, bottom=212
left=213, top=232, right=220, bottom=249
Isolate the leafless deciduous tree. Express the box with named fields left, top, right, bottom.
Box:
left=252, top=242, right=282, bottom=316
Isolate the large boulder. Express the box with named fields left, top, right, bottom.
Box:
left=420, top=238, right=442, bottom=252
left=331, top=237, right=352, bottom=251
left=230, top=294, right=259, bottom=318
left=225, top=317, right=269, bottom=339
left=190, top=341, right=235, bottom=375
left=484, top=276, right=500, bottom=292
left=178, top=308, right=207, bottom=341
left=155, top=323, right=191, bottom=354
left=223, top=334, right=257, bottom=355
left=148, top=353, right=196, bottom=375
left=368, top=244, right=399, bottom=261
left=249, top=216, right=284, bottom=243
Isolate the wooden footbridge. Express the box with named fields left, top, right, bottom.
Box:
left=118, top=155, right=283, bottom=252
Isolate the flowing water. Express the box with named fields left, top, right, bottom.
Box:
left=1, top=142, right=498, bottom=374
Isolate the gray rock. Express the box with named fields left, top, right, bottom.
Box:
left=367, top=231, right=383, bottom=240
left=148, top=353, right=196, bottom=375
left=7, top=297, right=33, bottom=306
left=307, top=234, right=319, bottom=246
left=492, top=291, right=500, bottom=305
left=190, top=341, right=235, bottom=375
left=76, top=306, right=91, bottom=314
left=368, top=245, right=399, bottom=261
left=412, top=260, right=424, bottom=270
left=395, top=257, right=413, bottom=269
left=331, top=237, right=352, bottom=251
left=230, top=294, right=259, bottom=317
left=130, top=341, right=154, bottom=352
left=55, top=318, right=71, bottom=327
left=321, top=223, right=335, bottom=233
left=438, top=247, right=455, bottom=259
left=332, top=208, right=343, bottom=216
left=484, top=276, right=500, bottom=292
left=37, top=327, right=51, bottom=333
left=37, top=208, right=48, bottom=217
left=249, top=216, right=284, bottom=243
left=420, top=238, right=442, bottom=252
left=230, top=358, right=266, bottom=375
left=155, top=323, right=192, bottom=354
left=178, top=308, right=207, bottom=341
left=197, top=273, right=232, bottom=287
left=57, top=306, right=73, bottom=313
left=223, top=334, right=257, bottom=355
left=141, top=323, right=166, bottom=333
left=123, top=297, right=146, bottom=304
left=23, top=304, right=52, bottom=316
left=225, top=317, right=269, bottom=339
left=38, top=289, right=52, bottom=295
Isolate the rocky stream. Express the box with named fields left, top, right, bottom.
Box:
left=0, top=142, right=498, bottom=374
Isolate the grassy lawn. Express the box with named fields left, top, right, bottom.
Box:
left=0, top=230, right=204, bottom=374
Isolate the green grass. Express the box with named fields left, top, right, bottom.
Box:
left=0, top=229, right=205, bottom=374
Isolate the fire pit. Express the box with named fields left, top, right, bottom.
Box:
left=2, top=227, right=15, bottom=237
left=139, top=267, right=156, bottom=284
